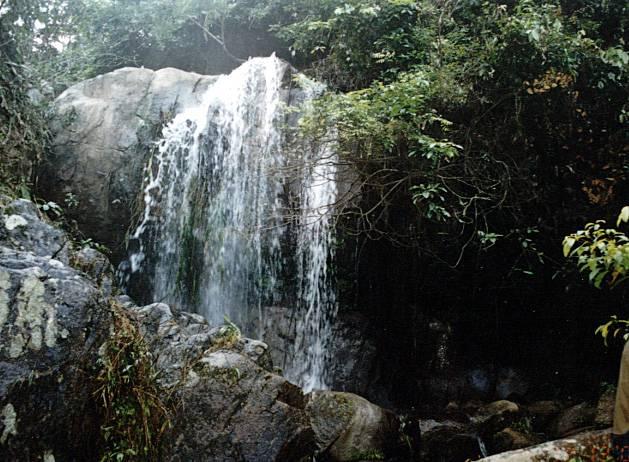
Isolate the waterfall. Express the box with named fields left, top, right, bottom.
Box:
left=124, top=56, right=338, bottom=390
left=284, top=79, right=338, bottom=391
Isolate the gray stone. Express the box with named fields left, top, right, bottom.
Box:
left=306, top=391, right=399, bottom=462
left=0, top=199, right=404, bottom=461
left=0, top=198, right=69, bottom=264
left=0, top=231, right=111, bottom=460
left=490, top=428, right=540, bottom=453
left=549, top=402, right=596, bottom=438
left=42, top=67, right=218, bottom=257
left=42, top=64, right=310, bottom=262
left=526, top=400, right=562, bottom=432
left=474, top=400, right=521, bottom=437
left=72, top=246, right=114, bottom=296
left=495, top=368, right=529, bottom=400
left=128, top=302, right=316, bottom=461
left=594, top=387, right=615, bottom=428
left=259, top=306, right=381, bottom=400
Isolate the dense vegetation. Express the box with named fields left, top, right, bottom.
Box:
left=1, top=0, right=627, bottom=404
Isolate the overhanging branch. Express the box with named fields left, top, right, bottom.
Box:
left=188, top=16, right=245, bottom=65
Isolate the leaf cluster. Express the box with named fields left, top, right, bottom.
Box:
left=563, top=207, right=629, bottom=289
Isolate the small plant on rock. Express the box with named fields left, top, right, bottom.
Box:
left=96, top=302, right=172, bottom=462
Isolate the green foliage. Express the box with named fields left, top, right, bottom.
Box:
left=511, top=416, right=534, bottom=436
left=289, top=0, right=628, bottom=275
left=596, top=316, right=629, bottom=345
left=0, top=3, right=50, bottom=195
left=96, top=303, right=172, bottom=462
left=211, top=317, right=242, bottom=350
left=564, top=207, right=629, bottom=343
left=563, top=207, right=629, bottom=289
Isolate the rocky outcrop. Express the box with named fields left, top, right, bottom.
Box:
left=122, top=299, right=316, bottom=461
left=0, top=197, right=69, bottom=263
left=42, top=67, right=218, bottom=258
left=124, top=299, right=406, bottom=462
left=0, top=197, right=112, bottom=460
left=419, top=419, right=481, bottom=461
left=0, top=198, right=404, bottom=461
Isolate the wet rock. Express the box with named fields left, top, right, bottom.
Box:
left=420, top=419, right=482, bottom=462
left=119, top=299, right=405, bottom=461
left=549, top=402, right=596, bottom=438
left=169, top=351, right=315, bottom=462
left=260, top=307, right=381, bottom=400
left=0, top=237, right=111, bottom=460
left=467, top=368, right=495, bottom=398
left=526, top=400, right=562, bottom=432
left=495, top=368, right=529, bottom=400
left=490, top=427, right=540, bottom=453
left=42, top=67, right=219, bottom=257
left=129, top=302, right=316, bottom=461
left=307, top=391, right=399, bottom=462
left=0, top=198, right=69, bottom=263
left=594, top=387, right=615, bottom=428
left=43, top=64, right=309, bottom=262
left=326, top=311, right=379, bottom=397
left=0, top=198, right=407, bottom=461
left=476, top=400, right=521, bottom=436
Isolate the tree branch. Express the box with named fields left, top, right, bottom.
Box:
left=188, top=16, right=245, bottom=65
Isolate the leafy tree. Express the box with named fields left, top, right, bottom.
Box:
left=0, top=0, right=53, bottom=194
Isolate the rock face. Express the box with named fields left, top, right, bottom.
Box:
left=42, top=67, right=218, bottom=257
left=123, top=299, right=316, bottom=461
left=259, top=306, right=383, bottom=402
left=0, top=197, right=112, bottom=460
left=126, top=299, right=405, bottom=462
left=42, top=63, right=309, bottom=262
left=0, top=197, right=69, bottom=262
left=419, top=419, right=481, bottom=462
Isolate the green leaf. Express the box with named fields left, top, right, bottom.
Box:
left=563, top=237, right=575, bottom=257
left=617, top=206, right=629, bottom=226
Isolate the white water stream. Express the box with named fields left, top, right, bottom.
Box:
left=125, top=56, right=337, bottom=390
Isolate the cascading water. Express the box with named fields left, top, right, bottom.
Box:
left=283, top=80, right=339, bottom=391
left=124, top=56, right=338, bottom=390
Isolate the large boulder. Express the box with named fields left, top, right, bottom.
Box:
left=0, top=198, right=112, bottom=461
left=42, top=67, right=218, bottom=258
left=124, top=299, right=315, bottom=461
left=306, top=391, right=400, bottom=462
